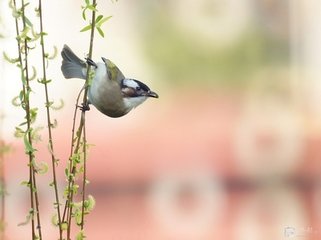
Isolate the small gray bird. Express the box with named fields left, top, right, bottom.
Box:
left=61, top=44, right=158, bottom=118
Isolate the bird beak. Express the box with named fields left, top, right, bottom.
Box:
left=145, top=91, right=159, bottom=98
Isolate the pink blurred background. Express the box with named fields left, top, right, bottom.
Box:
left=2, top=0, right=321, bottom=239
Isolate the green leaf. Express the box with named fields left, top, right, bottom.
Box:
left=29, top=108, right=38, bottom=123
left=29, top=66, right=37, bottom=81
left=23, top=131, right=36, bottom=154
left=95, top=15, right=103, bottom=23
left=87, top=5, right=96, bottom=11
left=20, top=26, right=31, bottom=40
left=23, top=2, right=30, bottom=8
left=37, top=78, right=52, bottom=84
left=18, top=212, right=32, bottom=226
left=64, top=168, right=70, bottom=178
left=30, top=126, right=43, bottom=143
left=12, top=96, right=22, bottom=107
left=80, top=25, right=91, bottom=32
left=24, top=17, right=33, bottom=27
left=76, top=230, right=86, bottom=240
left=11, top=8, right=21, bottom=19
left=20, top=181, right=30, bottom=186
left=34, top=7, right=40, bottom=16
left=18, top=121, right=27, bottom=126
left=8, top=0, right=14, bottom=10
left=75, top=209, right=82, bottom=226
left=3, top=52, right=19, bottom=63
left=19, top=90, right=24, bottom=102
left=14, top=127, right=25, bottom=138
left=51, top=214, right=59, bottom=226
left=34, top=161, right=48, bottom=174
left=96, top=27, right=104, bottom=38
left=31, top=27, right=40, bottom=41
left=85, top=195, right=95, bottom=211
left=72, top=184, right=79, bottom=194
left=18, top=208, right=34, bottom=226
left=46, top=46, right=58, bottom=60
left=49, top=99, right=64, bottom=110
left=96, top=16, right=112, bottom=27
left=20, top=71, right=27, bottom=86
left=45, top=101, right=53, bottom=108
left=82, top=8, right=87, bottom=20
left=61, top=222, right=68, bottom=231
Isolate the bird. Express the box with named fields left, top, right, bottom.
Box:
left=61, top=44, right=158, bottom=118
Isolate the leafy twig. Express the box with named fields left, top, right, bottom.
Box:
left=64, top=0, right=98, bottom=238
left=37, top=0, right=62, bottom=238
left=12, top=0, right=43, bottom=238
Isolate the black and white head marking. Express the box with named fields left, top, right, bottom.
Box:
left=121, top=79, right=150, bottom=98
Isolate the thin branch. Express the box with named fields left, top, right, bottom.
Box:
left=13, top=0, right=43, bottom=238
left=65, top=0, right=97, bottom=238
left=37, top=0, right=62, bottom=238
left=12, top=0, right=36, bottom=237
left=79, top=0, right=97, bottom=230
left=80, top=113, right=87, bottom=230
left=61, top=87, right=83, bottom=225
left=21, top=0, right=43, bottom=236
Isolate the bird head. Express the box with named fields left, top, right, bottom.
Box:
left=121, top=78, right=159, bottom=110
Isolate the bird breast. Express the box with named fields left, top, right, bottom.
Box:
left=88, top=63, right=127, bottom=117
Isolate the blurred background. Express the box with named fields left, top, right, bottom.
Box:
left=1, top=0, right=321, bottom=239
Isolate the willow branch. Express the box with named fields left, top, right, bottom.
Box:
left=38, top=0, right=62, bottom=238
left=65, top=0, right=97, bottom=238
left=12, top=0, right=36, bottom=238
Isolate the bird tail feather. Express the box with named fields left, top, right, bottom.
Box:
left=61, top=44, right=87, bottom=79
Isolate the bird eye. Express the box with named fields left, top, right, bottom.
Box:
left=136, top=87, right=141, bottom=91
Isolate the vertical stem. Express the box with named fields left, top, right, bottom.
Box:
left=38, top=0, right=62, bottom=238
left=28, top=158, right=36, bottom=240
left=21, top=0, right=43, bottom=235
left=65, top=1, right=96, bottom=238
left=61, top=88, right=83, bottom=225
left=12, top=0, right=36, bottom=237
left=79, top=0, right=96, bottom=230
left=80, top=114, right=87, bottom=230
left=32, top=170, right=42, bottom=239
left=13, top=0, right=43, bottom=238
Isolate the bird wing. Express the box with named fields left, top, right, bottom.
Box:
left=101, top=57, right=125, bottom=83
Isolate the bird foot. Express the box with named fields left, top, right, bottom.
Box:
left=85, top=58, right=98, bottom=68
left=79, top=102, right=90, bottom=112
